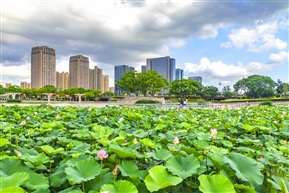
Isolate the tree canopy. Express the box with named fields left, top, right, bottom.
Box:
left=116, top=70, right=168, bottom=96
left=169, top=79, right=202, bottom=98
left=233, top=75, right=275, bottom=98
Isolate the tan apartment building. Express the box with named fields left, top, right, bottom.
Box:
left=69, top=55, right=89, bottom=89
left=102, top=75, right=109, bottom=93
left=56, top=71, right=69, bottom=90
left=20, top=81, right=31, bottom=89
left=31, top=46, right=56, bottom=88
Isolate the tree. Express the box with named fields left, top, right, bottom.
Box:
left=169, top=79, right=202, bottom=98
left=201, top=86, right=219, bottom=99
left=6, top=85, right=22, bottom=93
left=222, top=86, right=233, bottom=98
left=116, top=70, right=168, bottom=96
left=39, top=85, right=57, bottom=93
left=139, top=70, right=168, bottom=96
left=275, top=79, right=283, bottom=95
left=233, top=75, right=275, bottom=98
left=116, top=70, right=140, bottom=96
left=0, top=85, right=6, bottom=94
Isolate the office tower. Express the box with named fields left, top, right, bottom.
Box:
left=189, top=76, right=202, bottom=84
left=56, top=71, right=69, bottom=90
left=175, top=68, right=184, bottom=80
left=102, top=75, right=109, bottom=93
left=114, top=65, right=135, bottom=95
left=141, top=65, right=146, bottom=72
left=69, top=55, right=89, bottom=89
left=20, top=81, right=31, bottom=89
left=146, top=56, right=175, bottom=82
left=31, top=46, right=56, bottom=88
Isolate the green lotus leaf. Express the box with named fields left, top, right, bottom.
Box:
left=0, top=138, right=8, bottom=147
left=85, top=168, right=114, bottom=191
left=192, top=140, right=209, bottom=150
left=224, top=152, right=264, bottom=186
left=49, top=164, right=67, bottom=187
left=25, top=172, right=49, bottom=190
left=58, top=186, right=82, bottom=193
left=144, top=165, right=182, bottom=192
left=166, top=155, right=200, bottom=179
left=139, top=138, right=156, bottom=149
left=21, top=153, right=50, bottom=167
left=30, top=188, right=50, bottom=193
left=100, top=180, right=138, bottom=193
left=118, top=160, right=139, bottom=179
left=41, top=145, right=64, bottom=156
left=65, top=159, right=101, bottom=185
left=146, top=148, right=172, bottom=161
left=268, top=175, right=289, bottom=191
left=0, top=172, right=29, bottom=190
left=234, top=184, right=256, bottom=193
left=0, top=158, right=29, bottom=176
left=198, top=174, right=236, bottom=193
left=109, top=144, right=136, bottom=158
left=0, top=186, right=25, bottom=193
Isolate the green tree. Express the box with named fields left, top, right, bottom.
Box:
left=139, top=70, right=168, bottom=96
left=169, top=79, right=202, bottom=98
left=222, top=86, right=233, bottom=98
left=282, top=82, right=289, bottom=96
left=275, top=79, right=283, bottom=95
left=116, top=70, right=140, bottom=96
left=38, top=85, right=57, bottom=95
left=201, top=86, right=219, bottom=99
left=6, top=85, right=22, bottom=93
left=0, top=85, right=6, bottom=94
left=233, top=75, right=275, bottom=98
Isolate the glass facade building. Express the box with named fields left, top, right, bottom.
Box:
left=146, top=56, right=175, bottom=82
left=189, top=76, right=202, bottom=84
left=114, top=65, right=135, bottom=95
left=175, top=68, right=184, bottom=80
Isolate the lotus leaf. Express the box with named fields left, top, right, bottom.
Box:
left=144, top=165, right=182, bottom=192
left=224, top=152, right=264, bottom=186
left=0, top=172, right=29, bottom=190
left=234, top=184, right=256, bottom=193
left=41, top=145, right=64, bottom=156
left=118, top=160, right=140, bottom=179
left=0, top=186, right=25, bottom=193
left=147, top=148, right=172, bottom=161
left=100, top=180, right=138, bottom=193
left=65, top=159, right=101, bottom=185
left=166, top=154, right=200, bottom=179
left=198, top=174, right=236, bottom=193
left=0, top=138, right=8, bottom=147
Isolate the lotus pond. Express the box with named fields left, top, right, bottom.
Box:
left=0, top=104, right=288, bottom=193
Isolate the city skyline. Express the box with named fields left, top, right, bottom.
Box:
left=1, top=0, right=288, bottom=88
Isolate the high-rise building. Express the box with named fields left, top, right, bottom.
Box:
left=102, top=75, right=109, bottom=93
left=114, top=65, right=135, bottom=95
left=56, top=71, right=69, bottom=90
left=175, top=68, right=184, bottom=80
left=69, top=55, right=89, bottom=89
left=146, top=56, right=175, bottom=82
left=109, top=86, right=114, bottom=93
left=189, top=76, right=202, bottom=84
left=97, top=68, right=103, bottom=91
left=31, top=46, right=56, bottom=88
left=141, top=65, right=146, bottom=72
left=5, top=83, right=12, bottom=88
left=20, top=81, right=31, bottom=89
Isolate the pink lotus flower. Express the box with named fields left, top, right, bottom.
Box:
left=118, top=117, right=124, bottom=123
left=173, top=137, right=179, bottom=145
left=97, top=149, right=109, bottom=160
left=210, top=128, right=217, bottom=139
left=112, top=165, right=118, bottom=175
left=20, top=120, right=26, bottom=126
left=101, top=191, right=110, bottom=193
left=34, top=112, right=38, bottom=115
left=55, top=115, right=60, bottom=119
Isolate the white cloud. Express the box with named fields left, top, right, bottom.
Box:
left=268, top=51, right=289, bottom=64
left=221, top=20, right=287, bottom=52
left=184, top=57, right=277, bottom=87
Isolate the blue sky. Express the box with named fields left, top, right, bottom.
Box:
left=0, top=0, right=288, bottom=89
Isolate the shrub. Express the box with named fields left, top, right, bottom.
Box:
left=197, top=99, right=207, bottom=105
left=6, top=99, right=22, bottom=103
left=258, top=100, right=273, bottom=106
left=135, top=100, right=162, bottom=104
